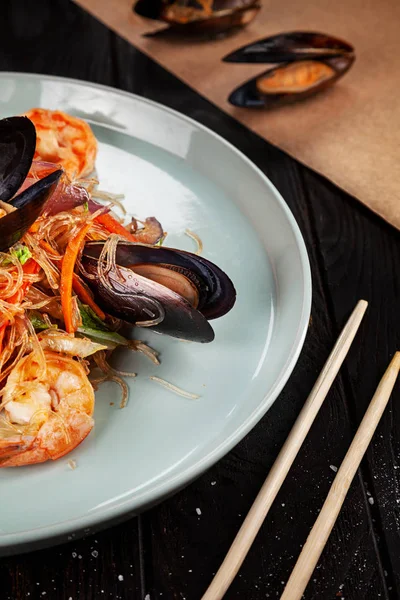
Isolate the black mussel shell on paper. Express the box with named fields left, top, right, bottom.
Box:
left=224, top=31, right=354, bottom=64
left=224, top=31, right=355, bottom=108
left=134, top=0, right=260, bottom=35
left=229, top=55, right=355, bottom=108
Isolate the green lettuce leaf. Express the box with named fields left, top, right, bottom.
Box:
left=28, top=311, right=55, bottom=331
left=78, top=301, right=128, bottom=348
left=78, top=301, right=110, bottom=332
left=77, top=327, right=128, bottom=348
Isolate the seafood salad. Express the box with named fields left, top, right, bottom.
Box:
left=0, top=109, right=236, bottom=467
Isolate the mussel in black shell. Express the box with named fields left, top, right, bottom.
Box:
left=80, top=240, right=236, bottom=343
left=0, top=116, right=62, bottom=251
left=134, top=0, right=260, bottom=35
left=0, top=170, right=63, bottom=251
left=0, top=117, right=36, bottom=202
left=225, top=31, right=355, bottom=108
left=224, top=31, right=354, bottom=64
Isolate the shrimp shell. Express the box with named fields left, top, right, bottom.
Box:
left=0, top=350, right=95, bottom=467
left=24, top=109, right=97, bottom=180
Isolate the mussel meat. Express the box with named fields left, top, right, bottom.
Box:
left=225, top=31, right=355, bottom=108
left=80, top=240, right=236, bottom=342
left=134, top=0, right=260, bottom=35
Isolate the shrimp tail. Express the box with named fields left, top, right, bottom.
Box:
left=0, top=413, right=93, bottom=467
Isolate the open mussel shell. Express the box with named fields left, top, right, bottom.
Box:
left=0, top=116, right=36, bottom=202
left=81, top=241, right=236, bottom=343
left=0, top=170, right=62, bottom=251
left=134, top=0, right=260, bottom=35
left=229, top=55, right=355, bottom=108
left=224, top=31, right=354, bottom=63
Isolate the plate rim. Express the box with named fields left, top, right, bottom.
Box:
left=0, top=71, right=312, bottom=549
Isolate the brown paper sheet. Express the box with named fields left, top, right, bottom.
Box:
left=76, top=0, right=400, bottom=229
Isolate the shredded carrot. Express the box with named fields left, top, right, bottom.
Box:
left=0, top=324, right=6, bottom=354
left=28, top=222, right=40, bottom=234
left=39, top=240, right=60, bottom=258
left=95, top=213, right=139, bottom=243
left=60, top=222, right=93, bottom=333
left=72, top=275, right=106, bottom=321
left=40, top=240, right=105, bottom=320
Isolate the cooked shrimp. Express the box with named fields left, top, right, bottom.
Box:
left=24, top=109, right=97, bottom=180
left=37, top=331, right=107, bottom=357
left=0, top=350, right=94, bottom=467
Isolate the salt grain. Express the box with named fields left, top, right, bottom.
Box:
left=144, top=595, right=151, bottom=600
left=196, top=508, right=202, bottom=516
left=72, top=552, right=77, bottom=558
left=92, top=550, right=99, bottom=558
left=211, top=481, right=216, bottom=486
left=368, top=497, right=375, bottom=505
left=118, top=575, right=124, bottom=581
left=330, top=465, right=338, bottom=473
left=68, top=459, right=77, bottom=470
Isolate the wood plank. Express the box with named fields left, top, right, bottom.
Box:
left=0, top=521, right=143, bottom=600
left=304, top=168, right=400, bottom=597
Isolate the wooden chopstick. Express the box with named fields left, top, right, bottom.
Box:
left=281, top=350, right=400, bottom=600
left=201, top=299, right=368, bottom=600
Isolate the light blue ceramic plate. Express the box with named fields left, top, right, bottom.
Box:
left=0, top=73, right=311, bottom=555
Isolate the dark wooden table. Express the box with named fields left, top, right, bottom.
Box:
left=1, top=1, right=400, bottom=599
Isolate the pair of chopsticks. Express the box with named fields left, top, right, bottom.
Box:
left=202, top=300, right=400, bottom=600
